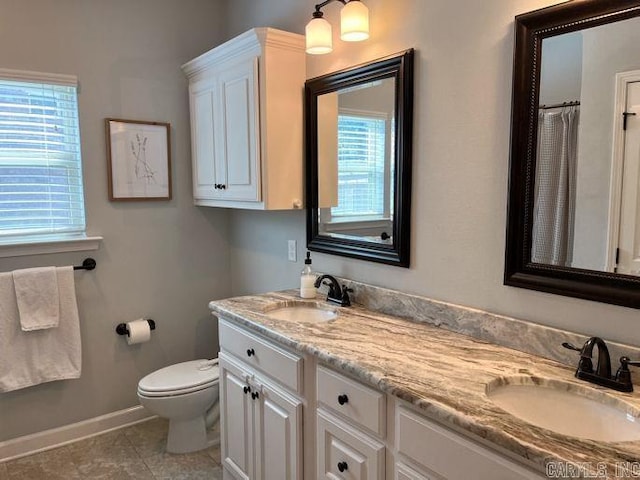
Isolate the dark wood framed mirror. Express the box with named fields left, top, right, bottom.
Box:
left=505, top=0, right=640, bottom=308
left=305, top=49, right=414, bottom=267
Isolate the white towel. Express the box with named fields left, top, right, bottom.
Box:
left=12, top=266, right=60, bottom=331
left=0, top=267, right=82, bottom=392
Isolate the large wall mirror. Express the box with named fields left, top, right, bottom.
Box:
left=505, top=0, right=640, bottom=308
left=305, top=49, right=414, bottom=267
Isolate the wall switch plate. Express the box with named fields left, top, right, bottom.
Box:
left=288, top=240, right=297, bottom=262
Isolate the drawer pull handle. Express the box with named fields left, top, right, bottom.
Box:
left=337, top=461, right=348, bottom=473
left=337, top=394, right=349, bottom=405
left=251, top=391, right=260, bottom=400
left=243, top=385, right=251, bottom=394
left=247, top=348, right=255, bottom=357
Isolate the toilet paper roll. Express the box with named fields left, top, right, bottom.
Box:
left=126, top=319, right=152, bottom=345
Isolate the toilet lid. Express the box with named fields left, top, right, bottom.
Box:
left=138, top=359, right=219, bottom=394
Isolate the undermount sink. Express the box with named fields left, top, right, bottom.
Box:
left=486, top=377, right=640, bottom=442
left=263, top=301, right=338, bottom=323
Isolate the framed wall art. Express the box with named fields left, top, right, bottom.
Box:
left=105, top=119, right=172, bottom=201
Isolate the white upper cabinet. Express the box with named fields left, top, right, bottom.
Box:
left=182, top=28, right=305, bottom=210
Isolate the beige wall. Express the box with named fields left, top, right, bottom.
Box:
left=224, top=0, right=640, bottom=346
left=0, top=0, right=229, bottom=441
left=539, top=32, right=583, bottom=106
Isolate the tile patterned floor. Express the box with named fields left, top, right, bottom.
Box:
left=0, top=418, right=222, bottom=480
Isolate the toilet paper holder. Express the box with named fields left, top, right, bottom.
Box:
left=116, top=319, right=156, bottom=336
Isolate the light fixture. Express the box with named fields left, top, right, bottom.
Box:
left=340, top=0, right=369, bottom=42
left=305, top=0, right=370, bottom=55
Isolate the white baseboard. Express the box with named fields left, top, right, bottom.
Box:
left=0, top=405, right=154, bottom=463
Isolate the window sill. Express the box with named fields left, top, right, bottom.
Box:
left=324, top=216, right=391, bottom=225
left=323, top=219, right=391, bottom=232
left=0, top=235, right=103, bottom=258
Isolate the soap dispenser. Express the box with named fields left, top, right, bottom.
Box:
left=300, top=251, right=316, bottom=299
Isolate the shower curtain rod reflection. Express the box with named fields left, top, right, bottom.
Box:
left=539, top=101, right=580, bottom=110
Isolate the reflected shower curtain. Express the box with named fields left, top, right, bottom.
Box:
left=531, top=107, right=579, bottom=266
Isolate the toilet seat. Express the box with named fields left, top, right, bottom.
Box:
left=138, top=359, right=219, bottom=397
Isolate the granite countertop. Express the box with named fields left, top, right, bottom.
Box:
left=209, top=290, right=640, bottom=478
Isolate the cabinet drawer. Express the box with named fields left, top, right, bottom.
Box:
left=317, top=409, right=385, bottom=480
left=219, top=319, right=303, bottom=394
left=396, top=406, right=543, bottom=480
left=317, top=365, right=385, bottom=437
left=395, top=462, right=434, bottom=480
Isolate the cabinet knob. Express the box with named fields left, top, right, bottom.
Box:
left=251, top=391, right=260, bottom=400
left=214, top=184, right=220, bottom=189
left=337, top=394, right=349, bottom=405
left=337, top=461, right=348, bottom=473
left=247, top=348, right=255, bottom=357
left=243, top=385, right=251, bottom=394
left=221, top=184, right=227, bottom=189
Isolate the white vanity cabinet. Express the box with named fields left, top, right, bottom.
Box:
left=218, top=320, right=303, bottom=480
left=216, top=318, right=545, bottom=480
left=182, top=28, right=305, bottom=210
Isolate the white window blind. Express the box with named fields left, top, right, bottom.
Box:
left=0, top=71, right=85, bottom=241
left=332, top=113, right=387, bottom=218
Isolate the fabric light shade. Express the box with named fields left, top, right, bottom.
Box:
left=306, top=17, right=333, bottom=54
left=340, top=0, right=369, bottom=42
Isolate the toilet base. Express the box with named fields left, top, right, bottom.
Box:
left=166, top=416, right=208, bottom=454
left=136, top=359, right=220, bottom=454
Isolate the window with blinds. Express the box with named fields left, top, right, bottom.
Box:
left=332, top=113, right=388, bottom=219
left=0, top=71, right=85, bottom=241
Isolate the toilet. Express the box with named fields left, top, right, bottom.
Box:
left=137, top=358, right=220, bottom=454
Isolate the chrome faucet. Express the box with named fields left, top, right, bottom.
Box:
left=563, top=337, right=638, bottom=392
left=314, top=274, right=352, bottom=307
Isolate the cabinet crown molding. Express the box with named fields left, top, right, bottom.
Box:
left=181, top=27, right=304, bottom=79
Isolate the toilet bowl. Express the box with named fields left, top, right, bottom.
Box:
left=137, top=359, right=220, bottom=454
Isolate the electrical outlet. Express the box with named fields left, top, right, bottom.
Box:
left=288, top=240, right=297, bottom=262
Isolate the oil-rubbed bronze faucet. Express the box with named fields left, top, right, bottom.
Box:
left=563, top=337, right=639, bottom=392
left=314, top=274, right=353, bottom=307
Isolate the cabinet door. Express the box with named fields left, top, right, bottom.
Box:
left=215, top=58, right=261, bottom=202
left=220, top=356, right=254, bottom=480
left=190, top=79, right=219, bottom=200
left=396, top=406, right=543, bottom=480
left=317, top=409, right=385, bottom=480
left=253, top=379, right=303, bottom=480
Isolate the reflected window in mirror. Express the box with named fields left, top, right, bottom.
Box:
left=505, top=0, right=640, bottom=308
left=318, top=78, right=396, bottom=245
left=306, top=50, right=414, bottom=267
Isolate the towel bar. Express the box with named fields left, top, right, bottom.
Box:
left=73, top=258, right=97, bottom=271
